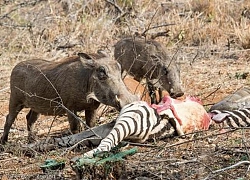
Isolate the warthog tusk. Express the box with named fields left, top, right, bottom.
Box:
left=115, top=95, right=120, bottom=103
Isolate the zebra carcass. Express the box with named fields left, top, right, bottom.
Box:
left=209, top=86, right=250, bottom=111
left=82, top=101, right=173, bottom=158
left=25, top=101, right=176, bottom=154
left=209, top=86, right=250, bottom=128
left=24, top=96, right=211, bottom=155
left=209, top=108, right=250, bottom=128
left=152, top=95, right=211, bottom=135
left=83, top=96, right=211, bottom=158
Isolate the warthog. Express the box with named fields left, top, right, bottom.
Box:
left=124, top=76, right=169, bottom=104
left=1, top=52, right=138, bottom=144
left=114, top=37, right=184, bottom=103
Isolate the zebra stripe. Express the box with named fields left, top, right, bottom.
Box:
left=84, top=101, right=174, bottom=157
left=211, top=108, right=250, bottom=128
left=233, top=110, right=249, bottom=126
left=239, top=109, right=250, bottom=124
left=224, top=110, right=244, bottom=127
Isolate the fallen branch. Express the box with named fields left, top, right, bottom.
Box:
left=125, top=141, right=158, bottom=147
left=204, top=161, right=250, bottom=180
left=141, top=23, right=176, bottom=37
left=169, top=158, right=198, bottom=166
left=150, top=30, right=170, bottom=40
left=105, top=0, right=128, bottom=23
left=0, top=87, right=10, bottom=93
left=217, top=147, right=250, bottom=155
left=0, top=156, right=19, bottom=162
left=105, top=0, right=123, bottom=13
left=189, top=48, right=199, bottom=66
left=202, top=84, right=221, bottom=103
left=138, top=158, right=179, bottom=164
left=56, top=44, right=77, bottom=50
left=161, top=128, right=239, bottom=150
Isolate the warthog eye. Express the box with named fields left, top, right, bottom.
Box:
left=97, top=66, right=108, bottom=80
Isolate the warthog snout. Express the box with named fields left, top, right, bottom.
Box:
left=169, top=91, right=184, bottom=98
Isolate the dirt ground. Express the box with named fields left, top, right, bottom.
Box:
left=0, top=45, right=250, bottom=180
left=1, top=0, right=250, bottom=180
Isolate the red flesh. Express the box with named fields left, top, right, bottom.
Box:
left=151, top=95, right=211, bottom=133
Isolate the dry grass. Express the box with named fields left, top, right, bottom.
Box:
left=1, top=0, right=250, bottom=59
left=0, top=0, right=250, bottom=179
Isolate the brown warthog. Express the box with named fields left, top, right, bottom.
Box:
left=114, top=37, right=184, bottom=103
left=124, top=76, right=169, bottom=104
left=1, top=52, right=138, bottom=144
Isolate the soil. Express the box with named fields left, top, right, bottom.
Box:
left=0, top=46, right=250, bottom=180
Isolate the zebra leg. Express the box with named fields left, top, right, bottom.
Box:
left=159, top=109, right=184, bottom=136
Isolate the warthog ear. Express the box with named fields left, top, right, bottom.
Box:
left=78, top=52, right=96, bottom=67
left=97, top=49, right=109, bottom=58
left=78, top=52, right=93, bottom=59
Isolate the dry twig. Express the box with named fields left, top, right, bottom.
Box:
left=0, top=0, right=44, bottom=29
left=204, top=161, right=250, bottom=180
left=60, top=137, right=101, bottom=156
left=0, top=87, right=10, bottom=93
left=105, top=0, right=128, bottom=23
left=202, top=84, right=221, bottom=103
left=162, top=128, right=239, bottom=150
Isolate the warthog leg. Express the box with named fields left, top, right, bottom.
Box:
left=26, top=110, right=40, bottom=143
left=67, top=110, right=81, bottom=133
left=1, top=100, right=24, bottom=144
left=85, top=109, right=97, bottom=128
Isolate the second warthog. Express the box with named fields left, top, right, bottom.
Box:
left=1, top=52, right=138, bottom=144
left=114, top=37, right=184, bottom=103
